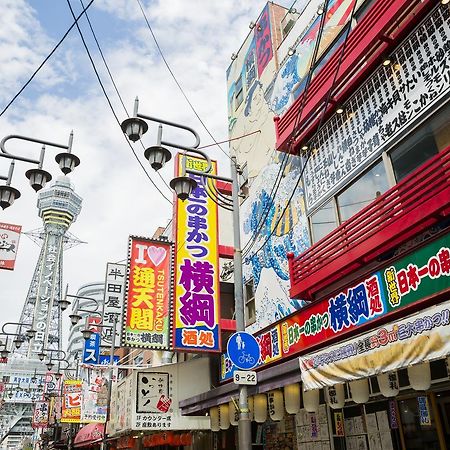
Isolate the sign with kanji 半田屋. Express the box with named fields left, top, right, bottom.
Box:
left=220, top=233, right=450, bottom=381
left=123, top=237, right=173, bottom=350
left=0, top=222, right=21, bottom=270
left=173, top=154, right=221, bottom=352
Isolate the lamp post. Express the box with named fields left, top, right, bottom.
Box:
left=120, top=98, right=251, bottom=450
left=59, top=285, right=102, bottom=326
left=1, top=322, right=37, bottom=353
left=0, top=132, right=80, bottom=209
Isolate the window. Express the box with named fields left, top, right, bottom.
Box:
left=390, top=101, right=449, bottom=182
left=244, top=278, right=255, bottom=326
left=310, top=200, right=337, bottom=243
left=337, top=160, right=389, bottom=222
left=235, top=76, right=244, bottom=110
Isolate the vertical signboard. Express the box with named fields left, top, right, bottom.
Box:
left=174, top=155, right=221, bottom=352
left=61, top=379, right=83, bottom=423
left=32, top=401, right=50, bottom=428
left=81, top=368, right=108, bottom=423
left=102, top=263, right=126, bottom=348
left=0, top=222, right=21, bottom=270
left=255, top=3, right=273, bottom=77
left=82, top=317, right=101, bottom=364
left=122, top=237, right=173, bottom=349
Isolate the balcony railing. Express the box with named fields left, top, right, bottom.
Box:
left=288, top=145, right=450, bottom=300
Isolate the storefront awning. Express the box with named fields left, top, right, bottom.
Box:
left=74, top=423, right=105, bottom=447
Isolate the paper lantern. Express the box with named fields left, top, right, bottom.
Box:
left=180, top=433, right=192, bottom=445
left=219, top=403, right=230, bottom=430
left=172, top=434, right=181, bottom=446
left=248, top=395, right=254, bottom=421
left=210, top=406, right=220, bottom=432
left=350, top=378, right=369, bottom=404
left=268, top=390, right=284, bottom=421
left=229, top=400, right=239, bottom=426
left=253, top=394, right=268, bottom=423
left=326, top=384, right=345, bottom=409
left=302, top=386, right=319, bottom=413
left=284, top=383, right=301, bottom=414
left=377, top=372, right=399, bottom=397
left=408, top=362, right=431, bottom=391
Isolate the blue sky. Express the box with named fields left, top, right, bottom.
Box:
left=0, top=0, right=295, bottom=342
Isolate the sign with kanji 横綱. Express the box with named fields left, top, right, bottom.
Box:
left=173, top=155, right=221, bottom=352
left=122, top=236, right=173, bottom=350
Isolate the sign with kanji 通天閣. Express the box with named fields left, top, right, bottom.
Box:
left=173, top=155, right=221, bottom=352
left=102, top=262, right=126, bottom=348
left=61, top=379, right=83, bottom=423
left=0, top=222, right=21, bottom=270
left=220, top=233, right=450, bottom=381
left=123, top=237, right=173, bottom=350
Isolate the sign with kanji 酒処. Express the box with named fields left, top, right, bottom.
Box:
left=173, top=154, right=221, bottom=352
left=122, top=237, right=173, bottom=350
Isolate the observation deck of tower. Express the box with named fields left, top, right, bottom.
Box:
left=15, top=176, right=82, bottom=359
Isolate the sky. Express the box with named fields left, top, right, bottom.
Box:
left=0, top=0, right=294, bottom=345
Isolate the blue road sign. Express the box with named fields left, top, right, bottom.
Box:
left=227, top=332, right=260, bottom=370
left=98, top=355, right=120, bottom=366
left=82, top=332, right=100, bottom=364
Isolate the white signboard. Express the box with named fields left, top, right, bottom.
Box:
left=299, top=299, right=450, bottom=390
left=233, top=370, right=257, bottom=385
left=0, top=222, right=21, bottom=270
left=304, top=6, right=450, bottom=210
left=102, top=263, right=125, bottom=347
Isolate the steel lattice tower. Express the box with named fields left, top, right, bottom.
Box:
left=15, top=176, right=82, bottom=358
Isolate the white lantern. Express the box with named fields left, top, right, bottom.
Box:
left=229, top=400, right=239, bottom=426
left=284, top=383, right=301, bottom=414
left=210, top=406, right=220, bottom=432
left=302, top=387, right=319, bottom=413
left=268, top=390, right=284, bottom=421
left=408, top=362, right=431, bottom=391
left=248, top=395, right=254, bottom=421
left=326, top=384, right=345, bottom=409
left=219, top=404, right=230, bottom=430
left=377, top=372, right=399, bottom=397
left=253, top=394, right=268, bottom=423
left=350, top=379, right=369, bottom=404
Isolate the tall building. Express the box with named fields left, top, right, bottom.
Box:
left=66, top=282, right=105, bottom=362
left=179, top=1, right=450, bottom=449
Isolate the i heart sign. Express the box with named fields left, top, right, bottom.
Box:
left=147, top=246, right=167, bottom=266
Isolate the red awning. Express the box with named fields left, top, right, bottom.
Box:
left=74, top=423, right=105, bottom=448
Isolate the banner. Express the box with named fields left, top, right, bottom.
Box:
left=174, top=155, right=221, bottom=352
left=81, top=368, right=108, bottom=423
left=220, top=233, right=450, bottom=381
left=123, top=236, right=173, bottom=349
left=0, top=222, right=21, bottom=270
left=61, top=379, right=83, bottom=423
left=32, top=401, right=50, bottom=428
left=299, top=300, right=450, bottom=390
left=102, top=263, right=126, bottom=348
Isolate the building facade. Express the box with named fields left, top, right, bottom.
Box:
left=181, top=1, right=450, bottom=449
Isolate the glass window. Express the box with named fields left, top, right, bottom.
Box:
left=310, top=200, right=337, bottom=243
left=244, top=279, right=255, bottom=326
left=337, top=160, right=389, bottom=222
left=235, top=76, right=243, bottom=110
left=390, top=102, right=449, bottom=182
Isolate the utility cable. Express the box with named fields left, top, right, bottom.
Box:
left=65, top=0, right=172, bottom=205
left=135, top=0, right=232, bottom=162
left=0, top=0, right=95, bottom=118
left=250, top=0, right=359, bottom=257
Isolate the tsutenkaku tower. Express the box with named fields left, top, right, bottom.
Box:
left=15, top=176, right=82, bottom=358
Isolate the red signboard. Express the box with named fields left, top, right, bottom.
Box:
left=123, top=236, right=173, bottom=350
left=255, top=4, right=273, bottom=77
left=0, top=222, right=21, bottom=270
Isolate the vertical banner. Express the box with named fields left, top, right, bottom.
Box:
left=418, top=396, right=432, bottom=426
left=32, top=401, right=50, bottom=428
left=102, top=263, right=126, bottom=348
left=81, top=368, right=108, bottom=423
left=61, top=379, right=83, bottom=423
left=82, top=317, right=101, bottom=364
left=174, top=155, right=221, bottom=352
left=0, top=222, right=21, bottom=270
left=122, top=236, right=173, bottom=349
left=334, top=412, right=345, bottom=436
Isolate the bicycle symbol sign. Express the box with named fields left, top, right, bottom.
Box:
left=227, top=332, right=260, bottom=370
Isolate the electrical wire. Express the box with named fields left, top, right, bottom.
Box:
left=249, top=0, right=360, bottom=258
left=65, top=0, right=173, bottom=205
left=0, top=0, right=95, bottom=118
left=135, top=0, right=233, bottom=162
